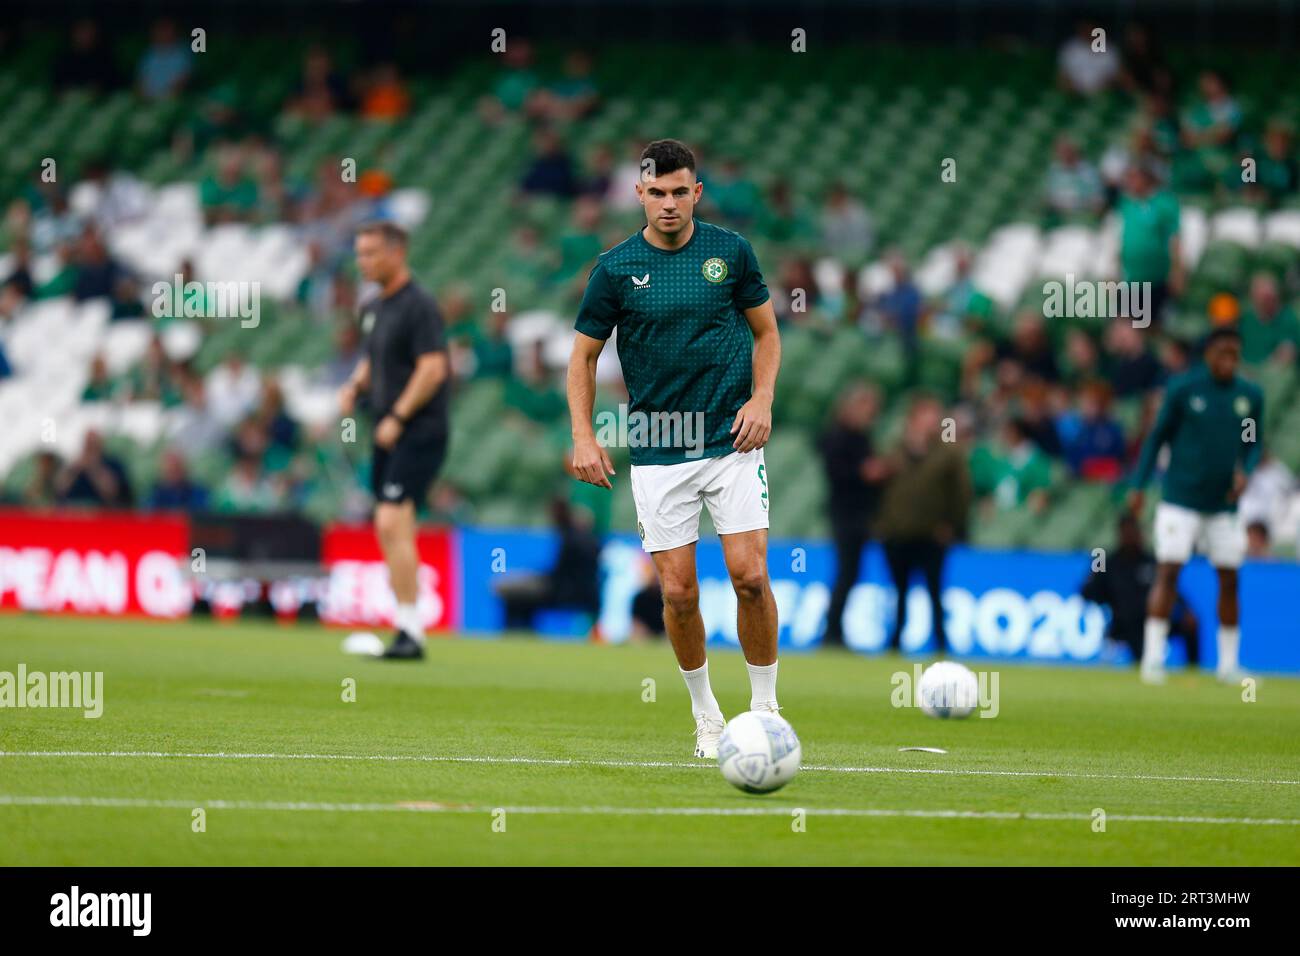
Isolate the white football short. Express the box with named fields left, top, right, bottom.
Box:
left=629, top=449, right=769, bottom=553
left=1153, top=501, right=1245, bottom=568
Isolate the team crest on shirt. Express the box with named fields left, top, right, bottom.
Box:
left=702, top=257, right=728, bottom=283
left=1234, top=395, right=1250, bottom=416
left=637, top=521, right=646, bottom=541
left=1190, top=395, right=1206, bottom=413
left=361, top=311, right=377, bottom=334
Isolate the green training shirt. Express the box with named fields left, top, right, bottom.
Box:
left=574, top=219, right=770, bottom=465
left=1132, top=365, right=1264, bottom=513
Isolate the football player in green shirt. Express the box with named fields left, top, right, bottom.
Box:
left=566, top=139, right=782, bottom=759
left=1128, top=327, right=1264, bottom=684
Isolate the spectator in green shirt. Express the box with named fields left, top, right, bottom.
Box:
left=200, top=147, right=260, bottom=225
left=1119, top=162, right=1182, bottom=325
left=971, top=418, right=1054, bottom=512
left=1240, top=271, right=1300, bottom=366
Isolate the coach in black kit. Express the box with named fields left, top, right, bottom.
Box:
left=338, top=221, right=450, bottom=659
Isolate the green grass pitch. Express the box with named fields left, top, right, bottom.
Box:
left=2, top=615, right=1298, bottom=866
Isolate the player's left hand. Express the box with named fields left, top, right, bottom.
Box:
left=731, top=397, right=772, bottom=453
left=375, top=414, right=404, bottom=450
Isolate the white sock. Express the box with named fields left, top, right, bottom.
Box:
left=747, top=660, right=779, bottom=711
left=396, top=602, right=425, bottom=643
left=1142, top=618, right=1168, bottom=670
left=1217, top=625, right=1240, bottom=674
left=680, top=662, right=723, bottom=719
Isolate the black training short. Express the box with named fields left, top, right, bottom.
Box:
left=371, top=430, right=448, bottom=505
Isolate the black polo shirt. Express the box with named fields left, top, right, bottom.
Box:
left=360, top=280, right=448, bottom=439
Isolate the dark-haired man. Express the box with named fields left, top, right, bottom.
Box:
left=567, top=139, right=781, bottom=758
left=1128, top=327, right=1263, bottom=684
left=339, top=221, right=450, bottom=660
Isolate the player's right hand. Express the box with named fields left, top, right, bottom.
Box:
left=571, top=437, right=615, bottom=489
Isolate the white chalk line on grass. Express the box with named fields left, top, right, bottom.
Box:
left=0, top=794, right=1296, bottom=826
left=1, top=750, right=1297, bottom=787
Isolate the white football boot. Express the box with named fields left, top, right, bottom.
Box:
left=693, top=713, right=726, bottom=759
left=1139, top=664, right=1167, bottom=685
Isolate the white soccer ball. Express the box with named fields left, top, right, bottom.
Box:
left=918, top=661, right=979, bottom=719
left=717, top=711, right=802, bottom=793
left=342, top=632, right=384, bottom=656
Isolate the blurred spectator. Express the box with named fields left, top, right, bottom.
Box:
left=875, top=396, right=972, bottom=653
left=136, top=19, right=192, bottom=100
left=755, top=181, right=814, bottom=244
left=819, top=183, right=873, bottom=261
left=818, top=383, right=887, bottom=647
left=56, top=18, right=121, bottom=91
left=705, top=157, right=762, bottom=227
left=1081, top=514, right=1197, bottom=667
left=122, top=336, right=180, bottom=404
left=553, top=196, right=604, bottom=282
left=479, top=40, right=538, bottom=122
left=167, top=372, right=226, bottom=460
left=1057, top=20, right=1120, bottom=96
left=772, top=258, right=821, bottom=326
left=287, top=45, right=353, bottom=120
left=505, top=342, right=565, bottom=423
left=55, top=430, right=134, bottom=507
left=606, top=139, right=647, bottom=210
left=72, top=228, right=127, bottom=302
left=579, top=143, right=615, bottom=200
left=876, top=252, right=923, bottom=381
left=931, top=243, right=976, bottom=340
left=206, top=354, right=262, bottom=428
left=75, top=161, right=149, bottom=232
left=214, top=454, right=285, bottom=513
left=1000, top=311, right=1060, bottom=384
left=1103, top=320, right=1163, bottom=395
left=1119, top=24, right=1173, bottom=98
left=971, top=418, right=1053, bottom=512
left=110, top=275, right=145, bottom=320
left=3, top=238, right=35, bottom=299
left=1239, top=272, right=1300, bottom=365
left=361, top=63, right=410, bottom=120
left=520, top=128, right=579, bottom=199
left=201, top=147, right=260, bottom=225
left=1248, top=122, right=1298, bottom=207
left=23, top=451, right=61, bottom=507
left=1017, top=380, right=1063, bottom=457
left=145, top=448, right=210, bottom=512
left=494, top=498, right=602, bottom=631
left=1245, top=520, right=1272, bottom=559
left=533, top=51, right=600, bottom=122
left=1044, top=136, right=1105, bottom=222
left=175, top=83, right=246, bottom=159
left=1239, top=451, right=1294, bottom=545
left=1177, top=70, right=1243, bottom=191
left=81, top=353, right=115, bottom=402
left=1060, top=381, right=1126, bottom=481
left=1062, top=327, right=1101, bottom=386
left=321, top=321, right=364, bottom=389
left=255, top=380, right=299, bottom=454
left=1118, top=161, right=1181, bottom=324
left=471, top=310, right=516, bottom=380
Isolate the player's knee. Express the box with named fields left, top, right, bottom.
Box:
left=661, top=580, right=699, bottom=616
left=373, top=504, right=406, bottom=542
left=729, top=566, right=769, bottom=603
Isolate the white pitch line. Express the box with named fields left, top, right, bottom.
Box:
left=0, top=795, right=1297, bottom=826
left=1, top=749, right=1297, bottom=787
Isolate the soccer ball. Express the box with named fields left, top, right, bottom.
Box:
left=341, top=632, right=384, bottom=656
left=918, top=661, right=979, bottom=719
left=717, top=711, right=802, bottom=793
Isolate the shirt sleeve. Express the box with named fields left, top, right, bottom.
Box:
left=574, top=261, right=620, bottom=340
left=409, top=294, right=447, bottom=356
left=1131, top=380, right=1182, bottom=488
left=733, top=237, right=770, bottom=310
